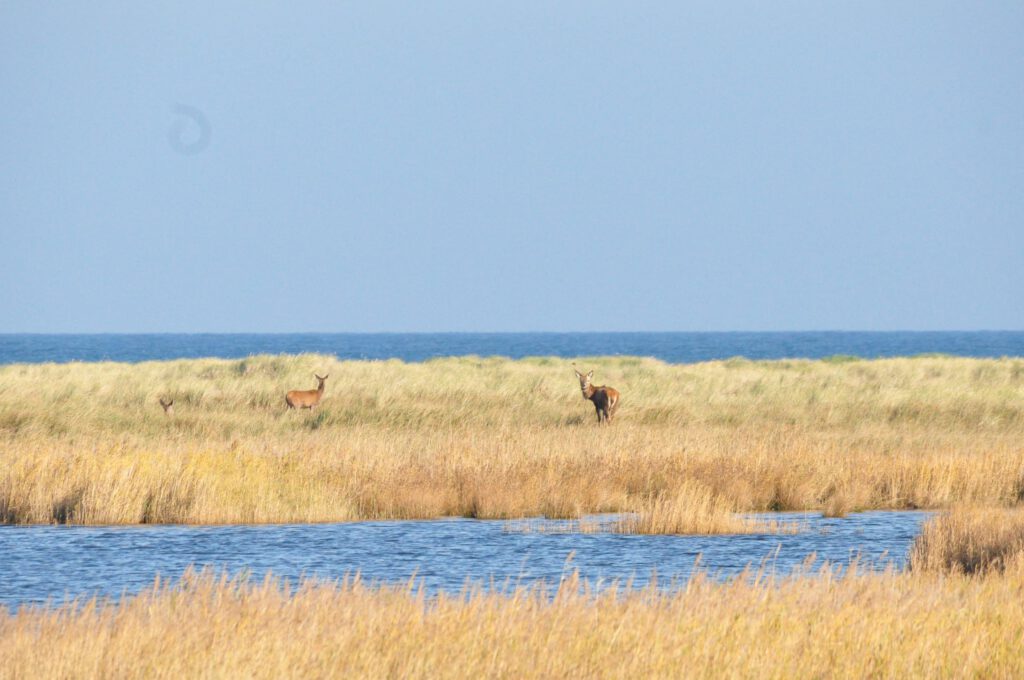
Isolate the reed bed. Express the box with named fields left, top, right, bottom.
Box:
left=911, top=507, right=1024, bottom=574
left=0, top=354, right=1022, bottom=526
left=611, top=480, right=803, bottom=535
left=504, top=483, right=802, bottom=535
left=2, top=564, right=1023, bottom=679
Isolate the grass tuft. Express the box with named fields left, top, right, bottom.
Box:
left=910, top=507, right=1024, bottom=575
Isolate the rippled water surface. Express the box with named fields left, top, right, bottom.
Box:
left=1, top=332, right=1021, bottom=364
left=1, top=512, right=929, bottom=607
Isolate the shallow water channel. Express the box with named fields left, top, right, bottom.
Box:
left=0, top=511, right=929, bottom=607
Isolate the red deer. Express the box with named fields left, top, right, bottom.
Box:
left=573, top=364, right=620, bottom=424
left=158, top=398, right=174, bottom=416
left=286, top=374, right=328, bottom=410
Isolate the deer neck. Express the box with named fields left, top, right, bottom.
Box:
left=583, top=384, right=598, bottom=399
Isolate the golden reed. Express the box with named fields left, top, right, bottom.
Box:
left=0, top=354, right=1021, bottom=526
left=2, top=560, right=1024, bottom=679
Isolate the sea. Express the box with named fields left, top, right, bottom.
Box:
left=1, top=331, right=1021, bottom=365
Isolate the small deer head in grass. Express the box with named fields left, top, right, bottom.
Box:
left=158, top=398, right=174, bottom=416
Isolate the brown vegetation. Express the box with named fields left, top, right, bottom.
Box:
left=0, top=354, right=1021, bottom=526
left=2, top=564, right=1023, bottom=678
left=910, top=507, right=1024, bottom=574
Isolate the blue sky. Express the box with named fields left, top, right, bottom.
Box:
left=1, top=2, right=1021, bottom=332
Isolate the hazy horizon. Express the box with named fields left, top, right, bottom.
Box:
left=2, top=329, right=1023, bottom=335
left=2, top=3, right=1021, bottom=333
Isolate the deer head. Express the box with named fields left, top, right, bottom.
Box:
left=159, top=398, right=174, bottom=416
left=573, top=364, right=594, bottom=397
left=315, top=374, right=328, bottom=390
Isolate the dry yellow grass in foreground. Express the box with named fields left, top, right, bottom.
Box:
left=0, top=354, right=1022, bottom=525
left=2, top=560, right=1023, bottom=679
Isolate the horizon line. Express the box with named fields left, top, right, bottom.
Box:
left=2, top=329, right=1023, bottom=336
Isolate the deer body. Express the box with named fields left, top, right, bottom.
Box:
left=574, top=365, right=620, bottom=424
left=286, top=374, right=328, bottom=410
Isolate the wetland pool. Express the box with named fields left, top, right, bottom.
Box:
left=0, top=511, right=930, bottom=607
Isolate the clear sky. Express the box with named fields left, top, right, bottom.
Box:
left=1, top=2, right=1021, bottom=332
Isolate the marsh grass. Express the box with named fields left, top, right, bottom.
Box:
left=612, top=480, right=803, bottom=535
left=910, top=507, right=1024, bottom=574
left=2, top=565, right=1024, bottom=678
left=0, top=354, right=1022, bottom=525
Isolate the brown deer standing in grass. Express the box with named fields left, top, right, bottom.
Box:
left=574, top=364, right=620, bottom=424
left=158, top=398, right=174, bottom=416
left=286, top=374, right=328, bottom=410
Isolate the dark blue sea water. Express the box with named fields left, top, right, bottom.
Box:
left=1, top=332, right=1022, bottom=364
left=0, top=512, right=928, bottom=607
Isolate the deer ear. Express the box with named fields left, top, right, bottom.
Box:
left=587, top=370, right=594, bottom=379
left=322, top=374, right=329, bottom=380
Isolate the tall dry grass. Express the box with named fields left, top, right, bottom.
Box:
left=911, top=507, right=1024, bottom=574
left=611, top=479, right=801, bottom=534
left=0, top=354, right=1022, bottom=525
left=2, top=565, right=1023, bottom=678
